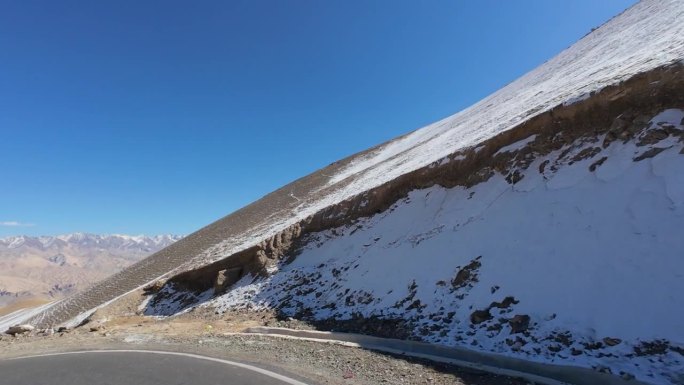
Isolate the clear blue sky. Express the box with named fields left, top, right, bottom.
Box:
left=0, top=0, right=636, bottom=237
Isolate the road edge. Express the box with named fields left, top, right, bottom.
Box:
left=242, top=327, right=651, bottom=385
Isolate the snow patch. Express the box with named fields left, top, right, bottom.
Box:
left=494, top=135, right=537, bottom=155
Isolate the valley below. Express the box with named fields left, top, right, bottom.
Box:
left=0, top=234, right=180, bottom=312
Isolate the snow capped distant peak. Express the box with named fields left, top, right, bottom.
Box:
left=0, top=233, right=183, bottom=250
left=6, top=236, right=26, bottom=249
left=55, top=232, right=90, bottom=243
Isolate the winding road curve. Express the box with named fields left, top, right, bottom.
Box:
left=0, top=350, right=310, bottom=385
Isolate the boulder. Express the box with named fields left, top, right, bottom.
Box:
left=603, top=337, right=622, bottom=347
left=143, top=279, right=167, bottom=295
left=5, top=324, right=35, bottom=336
left=470, top=309, right=492, bottom=324
left=508, top=314, right=531, bottom=334
left=89, top=324, right=105, bottom=332
left=213, top=267, right=243, bottom=294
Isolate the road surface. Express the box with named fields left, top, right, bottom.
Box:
left=0, top=350, right=309, bottom=385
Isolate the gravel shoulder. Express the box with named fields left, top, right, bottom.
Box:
left=1, top=289, right=536, bottom=385
left=0, top=324, right=533, bottom=385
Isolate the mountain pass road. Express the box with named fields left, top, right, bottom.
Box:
left=0, top=350, right=310, bottom=385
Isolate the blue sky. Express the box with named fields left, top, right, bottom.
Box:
left=0, top=0, right=636, bottom=237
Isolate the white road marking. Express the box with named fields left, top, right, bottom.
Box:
left=4, top=349, right=310, bottom=385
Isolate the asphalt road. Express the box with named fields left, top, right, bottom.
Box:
left=0, top=350, right=309, bottom=385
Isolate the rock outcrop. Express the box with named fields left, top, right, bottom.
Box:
left=5, top=324, right=34, bottom=336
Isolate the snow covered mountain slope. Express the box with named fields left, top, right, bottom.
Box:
left=184, top=0, right=684, bottom=271
left=150, top=109, right=684, bottom=384
left=323, top=0, right=684, bottom=188
left=28, top=2, right=684, bottom=370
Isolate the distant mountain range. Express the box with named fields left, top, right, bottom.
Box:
left=0, top=233, right=182, bottom=252
left=0, top=233, right=182, bottom=312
